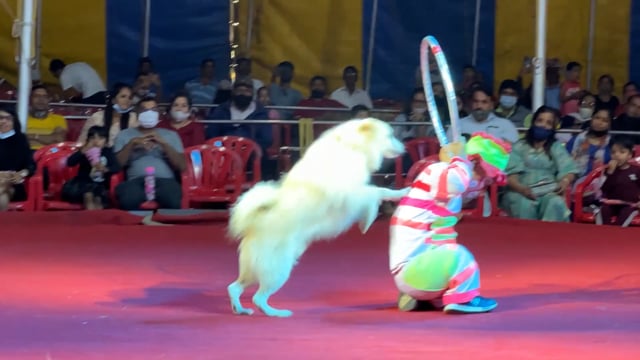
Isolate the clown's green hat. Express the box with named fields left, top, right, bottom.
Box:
left=465, top=132, right=511, bottom=174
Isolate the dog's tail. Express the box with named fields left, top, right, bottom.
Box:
left=228, top=181, right=281, bottom=241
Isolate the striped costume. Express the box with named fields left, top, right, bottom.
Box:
left=389, top=156, right=481, bottom=306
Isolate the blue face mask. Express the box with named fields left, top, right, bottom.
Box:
left=113, top=104, right=133, bottom=114
left=0, top=130, right=15, bottom=139
left=531, top=125, right=554, bottom=141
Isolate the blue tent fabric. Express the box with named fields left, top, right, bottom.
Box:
left=362, top=0, right=495, bottom=101
left=106, top=0, right=230, bottom=98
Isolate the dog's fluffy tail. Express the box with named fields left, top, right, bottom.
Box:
left=229, top=181, right=281, bottom=241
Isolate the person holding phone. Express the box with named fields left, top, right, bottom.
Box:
left=112, top=96, right=186, bottom=210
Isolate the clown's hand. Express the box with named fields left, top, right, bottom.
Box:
left=439, top=141, right=466, bottom=163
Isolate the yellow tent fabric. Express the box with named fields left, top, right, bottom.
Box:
left=0, top=0, right=106, bottom=86
left=495, top=0, right=630, bottom=94
left=237, top=0, right=363, bottom=97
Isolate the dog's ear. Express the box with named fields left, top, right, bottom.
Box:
left=357, top=119, right=374, bottom=135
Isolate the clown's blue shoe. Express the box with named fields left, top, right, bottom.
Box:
left=443, top=296, right=497, bottom=314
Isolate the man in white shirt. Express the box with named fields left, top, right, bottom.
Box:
left=330, top=66, right=373, bottom=109
left=447, top=87, right=519, bottom=144
left=234, top=57, right=264, bottom=97
left=49, top=59, right=107, bottom=104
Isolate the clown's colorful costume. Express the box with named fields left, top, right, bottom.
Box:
left=389, top=133, right=510, bottom=314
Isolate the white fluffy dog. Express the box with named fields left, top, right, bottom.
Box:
left=227, top=118, right=409, bottom=317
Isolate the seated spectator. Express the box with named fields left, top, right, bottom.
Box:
left=77, top=83, right=138, bottom=147
left=447, top=87, right=519, bottom=144
left=352, top=105, right=371, bottom=119
left=501, top=106, right=578, bottom=222
left=132, top=57, right=163, bottom=101
left=62, top=126, right=119, bottom=210
left=48, top=59, right=107, bottom=104
left=206, top=79, right=272, bottom=151
left=595, top=75, right=619, bottom=116
left=0, top=107, right=34, bottom=211
left=293, top=76, right=346, bottom=120
left=565, top=108, right=612, bottom=188
left=557, top=92, right=596, bottom=143
left=494, top=79, right=531, bottom=128
left=596, top=136, right=640, bottom=227
left=113, top=97, right=186, bottom=210
left=330, top=66, right=373, bottom=109
left=612, top=94, right=640, bottom=144
left=268, top=61, right=303, bottom=120
left=257, top=86, right=281, bottom=120
left=25, top=85, right=67, bottom=150
left=393, top=87, right=430, bottom=141
left=614, top=81, right=638, bottom=117
left=234, top=57, right=264, bottom=97
left=184, top=58, right=219, bottom=105
left=157, top=92, right=205, bottom=148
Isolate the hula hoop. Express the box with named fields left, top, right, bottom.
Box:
left=420, top=35, right=460, bottom=145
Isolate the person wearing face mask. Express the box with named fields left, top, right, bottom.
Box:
left=267, top=61, right=303, bottom=121
left=77, top=83, right=138, bottom=147
left=393, top=88, right=430, bottom=141
left=293, top=76, right=345, bottom=121
left=565, top=108, right=612, bottom=191
left=447, top=87, right=519, bottom=144
left=207, top=79, right=272, bottom=150
left=501, top=106, right=578, bottom=222
left=494, top=79, right=531, bottom=129
left=158, top=92, right=205, bottom=148
left=112, top=97, right=186, bottom=210
left=556, top=92, right=597, bottom=144
left=0, top=107, right=35, bottom=211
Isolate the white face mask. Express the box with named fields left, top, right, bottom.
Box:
left=170, top=110, right=190, bottom=122
left=138, top=110, right=159, bottom=128
left=499, top=95, right=518, bottom=109
left=413, top=107, right=427, bottom=114
left=0, top=129, right=15, bottom=139
left=113, top=104, right=133, bottom=114
left=579, top=107, right=594, bottom=119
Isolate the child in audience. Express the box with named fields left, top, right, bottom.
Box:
left=596, top=136, right=640, bottom=227
left=62, top=126, right=119, bottom=209
left=560, top=62, right=583, bottom=116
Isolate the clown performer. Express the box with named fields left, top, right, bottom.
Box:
left=388, top=132, right=511, bottom=314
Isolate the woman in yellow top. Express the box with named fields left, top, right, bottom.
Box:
left=77, top=83, right=138, bottom=147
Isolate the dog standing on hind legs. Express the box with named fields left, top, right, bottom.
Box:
left=227, top=118, right=409, bottom=317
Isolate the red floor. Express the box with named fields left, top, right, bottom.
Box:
left=0, top=211, right=639, bottom=360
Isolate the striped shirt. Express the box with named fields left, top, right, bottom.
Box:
left=389, top=157, right=473, bottom=274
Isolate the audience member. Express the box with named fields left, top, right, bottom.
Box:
left=157, top=92, right=205, bottom=148
left=351, top=105, right=371, bottom=119
left=595, top=75, right=619, bottom=115
left=133, top=57, right=163, bottom=101
left=615, top=81, right=638, bottom=117
left=557, top=92, right=596, bottom=142
left=184, top=58, right=219, bottom=105
left=597, top=136, right=640, bottom=227
left=62, top=126, right=119, bottom=210
left=566, top=108, right=612, bottom=187
left=447, top=87, right=519, bottom=143
left=25, top=85, right=67, bottom=150
left=612, top=94, right=640, bottom=143
left=560, top=61, right=583, bottom=116
left=77, top=83, right=137, bottom=147
left=330, top=66, right=373, bottom=109
left=257, top=87, right=281, bottom=120
left=234, top=57, right=264, bottom=96
left=502, top=106, right=577, bottom=222
left=494, top=79, right=531, bottom=128
left=293, top=76, right=346, bottom=120
left=393, top=87, right=430, bottom=141
left=113, top=97, right=186, bottom=210
left=268, top=61, right=303, bottom=120
left=48, top=59, right=106, bottom=104
left=0, top=107, right=34, bottom=211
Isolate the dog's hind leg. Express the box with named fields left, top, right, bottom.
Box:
left=252, top=259, right=295, bottom=317
left=228, top=249, right=257, bottom=315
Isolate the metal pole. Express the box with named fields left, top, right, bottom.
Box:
left=33, top=0, right=42, bottom=81
left=17, top=0, right=34, bottom=129
left=586, top=0, right=596, bottom=89
left=471, top=0, right=482, bottom=67
left=142, top=0, right=151, bottom=57
left=364, top=0, right=378, bottom=91
left=229, top=0, right=240, bottom=82
left=532, top=0, right=547, bottom=111
left=245, top=0, right=254, bottom=52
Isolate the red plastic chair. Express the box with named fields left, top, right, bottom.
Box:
left=394, top=137, right=441, bottom=188
left=206, top=136, right=262, bottom=189
left=35, top=150, right=83, bottom=211
left=7, top=175, right=42, bottom=211
left=573, top=164, right=640, bottom=225
left=65, top=119, right=87, bottom=142
left=634, top=145, right=640, bottom=157
left=183, top=145, right=244, bottom=207
left=33, top=142, right=81, bottom=163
